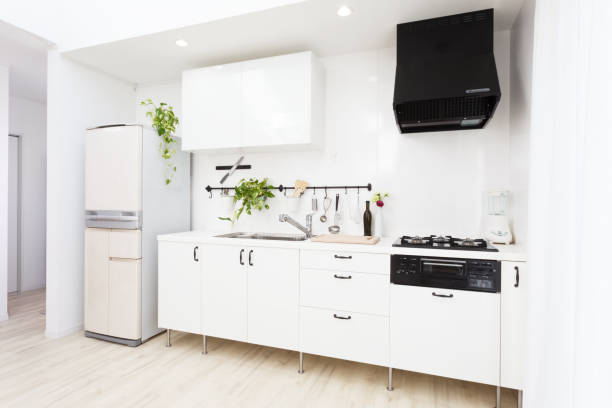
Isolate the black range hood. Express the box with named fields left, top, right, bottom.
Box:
left=393, top=9, right=501, bottom=133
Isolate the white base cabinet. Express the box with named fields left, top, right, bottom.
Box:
left=501, top=261, right=527, bottom=390
left=158, top=241, right=201, bottom=335
left=390, top=285, right=500, bottom=386
left=199, top=245, right=299, bottom=349
left=201, top=245, right=248, bottom=342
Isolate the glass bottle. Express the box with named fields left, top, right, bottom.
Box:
left=363, top=201, right=372, bottom=236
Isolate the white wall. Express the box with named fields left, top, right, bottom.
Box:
left=137, top=32, right=512, bottom=238
left=2, top=0, right=304, bottom=52
left=45, top=50, right=135, bottom=337
left=509, top=0, right=535, bottom=245
left=0, top=66, right=8, bottom=320
left=9, top=96, right=47, bottom=291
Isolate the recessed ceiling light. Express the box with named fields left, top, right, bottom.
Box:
left=337, top=5, right=352, bottom=17
left=175, top=39, right=189, bottom=47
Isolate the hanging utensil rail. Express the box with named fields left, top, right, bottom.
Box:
left=205, top=183, right=372, bottom=197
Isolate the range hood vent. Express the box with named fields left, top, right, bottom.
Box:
left=393, top=9, right=501, bottom=133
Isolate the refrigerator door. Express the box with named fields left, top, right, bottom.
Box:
left=85, top=125, right=142, bottom=222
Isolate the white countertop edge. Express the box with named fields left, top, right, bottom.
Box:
left=157, top=231, right=527, bottom=262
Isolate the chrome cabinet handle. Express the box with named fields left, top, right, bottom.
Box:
left=239, top=249, right=244, bottom=265
left=249, top=250, right=254, bottom=266
left=334, top=255, right=352, bottom=259
left=193, top=246, right=199, bottom=262
left=514, top=266, right=520, bottom=287
left=333, top=314, right=351, bottom=320
left=432, top=292, right=454, bottom=298
left=333, top=274, right=352, bottom=280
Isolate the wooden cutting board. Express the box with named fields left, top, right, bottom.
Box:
left=311, top=234, right=381, bottom=245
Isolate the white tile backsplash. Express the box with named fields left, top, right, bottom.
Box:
left=137, top=31, right=513, bottom=239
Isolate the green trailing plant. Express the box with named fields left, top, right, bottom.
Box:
left=141, top=98, right=179, bottom=184
left=219, top=178, right=276, bottom=224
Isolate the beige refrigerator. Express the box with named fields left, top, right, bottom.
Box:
left=84, top=124, right=189, bottom=346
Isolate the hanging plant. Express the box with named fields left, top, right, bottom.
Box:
left=141, top=98, right=179, bottom=184
left=219, top=178, right=276, bottom=224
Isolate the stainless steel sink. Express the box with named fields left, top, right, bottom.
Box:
left=215, top=232, right=307, bottom=241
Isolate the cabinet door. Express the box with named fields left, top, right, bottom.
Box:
left=182, top=63, right=242, bottom=150
left=390, top=285, right=500, bottom=386
left=247, top=247, right=299, bottom=350
left=241, top=52, right=310, bottom=147
left=501, top=261, right=527, bottom=389
left=158, top=241, right=201, bottom=334
left=84, top=228, right=109, bottom=334
left=108, top=259, right=142, bottom=340
left=201, top=245, right=247, bottom=342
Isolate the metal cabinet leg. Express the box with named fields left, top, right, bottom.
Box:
left=387, top=367, right=394, bottom=391
left=202, top=335, right=207, bottom=355
left=166, top=329, right=171, bottom=347
left=496, top=386, right=501, bottom=408
left=298, top=352, right=304, bottom=374
left=517, top=390, right=523, bottom=408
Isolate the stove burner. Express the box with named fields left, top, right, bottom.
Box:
left=454, top=238, right=487, bottom=248
left=431, top=235, right=451, bottom=243
left=401, top=236, right=430, bottom=245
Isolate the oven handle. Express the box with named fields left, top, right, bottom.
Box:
left=432, top=292, right=454, bottom=298
left=422, top=262, right=465, bottom=268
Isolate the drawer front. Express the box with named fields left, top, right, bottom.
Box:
left=300, top=250, right=389, bottom=274
left=109, top=229, right=141, bottom=259
left=300, top=268, right=389, bottom=316
left=300, top=306, right=389, bottom=367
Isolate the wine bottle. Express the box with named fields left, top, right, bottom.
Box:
left=363, top=201, right=372, bottom=236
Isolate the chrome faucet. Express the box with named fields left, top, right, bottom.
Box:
left=279, top=213, right=313, bottom=238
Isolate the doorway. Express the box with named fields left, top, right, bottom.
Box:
left=8, top=134, right=21, bottom=294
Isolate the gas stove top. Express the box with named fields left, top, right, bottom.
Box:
left=392, top=235, right=499, bottom=252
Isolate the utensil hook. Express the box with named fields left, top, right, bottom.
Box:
left=325, top=187, right=328, bottom=198
left=345, top=186, right=348, bottom=194
left=209, top=190, right=213, bottom=199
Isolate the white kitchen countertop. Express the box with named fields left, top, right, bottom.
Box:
left=157, top=231, right=527, bottom=262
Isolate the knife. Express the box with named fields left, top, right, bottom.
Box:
left=334, top=194, right=341, bottom=225
left=219, top=156, right=244, bottom=185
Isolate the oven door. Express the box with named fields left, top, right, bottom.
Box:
left=418, top=258, right=468, bottom=289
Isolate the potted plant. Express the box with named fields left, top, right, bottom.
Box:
left=141, top=98, right=179, bottom=185
left=219, top=178, right=276, bottom=224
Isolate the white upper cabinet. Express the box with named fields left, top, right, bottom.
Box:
left=182, top=62, right=242, bottom=150
left=181, top=51, right=324, bottom=151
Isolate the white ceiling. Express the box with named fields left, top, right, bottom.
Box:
left=0, top=20, right=51, bottom=103
left=64, top=0, right=525, bottom=85
left=1, top=0, right=305, bottom=51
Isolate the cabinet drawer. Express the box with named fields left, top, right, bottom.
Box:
left=300, top=306, right=389, bottom=367
left=300, top=250, right=389, bottom=274
left=300, top=268, right=389, bottom=316
left=109, top=229, right=141, bottom=259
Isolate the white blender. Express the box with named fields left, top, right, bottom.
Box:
left=485, top=191, right=513, bottom=244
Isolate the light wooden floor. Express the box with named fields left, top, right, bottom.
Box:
left=0, top=289, right=517, bottom=407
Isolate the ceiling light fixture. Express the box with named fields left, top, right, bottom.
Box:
left=175, top=39, right=189, bottom=47
left=337, top=5, right=352, bottom=17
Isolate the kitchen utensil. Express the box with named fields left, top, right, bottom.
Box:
left=328, top=225, right=340, bottom=234
left=320, top=194, right=332, bottom=222
left=312, top=190, right=318, bottom=212
left=351, top=189, right=361, bottom=224
left=311, top=234, right=381, bottom=245
left=329, top=194, right=341, bottom=234
left=219, top=156, right=244, bottom=184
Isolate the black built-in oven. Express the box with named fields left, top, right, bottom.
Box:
left=391, top=255, right=500, bottom=293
